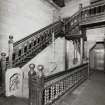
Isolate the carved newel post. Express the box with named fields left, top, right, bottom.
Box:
left=1, top=52, right=6, bottom=91
left=28, top=64, right=44, bottom=105
left=8, top=35, right=13, bottom=68
left=79, top=3, right=83, bottom=21
left=79, top=3, right=83, bottom=10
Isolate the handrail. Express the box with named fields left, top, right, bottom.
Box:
left=64, top=1, right=105, bottom=26
left=12, top=21, right=63, bottom=67
left=14, top=21, right=61, bottom=47
left=44, top=63, right=88, bottom=82
left=89, top=43, right=96, bottom=52
left=82, top=1, right=105, bottom=11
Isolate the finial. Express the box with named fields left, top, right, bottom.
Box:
left=1, top=52, right=6, bottom=57
left=9, top=35, right=13, bottom=39
left=37, top=65, right=44, bottom=72
left=9, top=35, right=13, bottom=43
left=79, top=3, right=83, bottom=10
left=29, top=63, right=35, bottom=70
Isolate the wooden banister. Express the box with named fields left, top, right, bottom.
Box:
left=11, top=21, right=63, bottom=68
left=6, top=2, right=105, bottom=68
left=28, top=63, right=88, bottom=105
left=14, top=21, right=61, bottom=47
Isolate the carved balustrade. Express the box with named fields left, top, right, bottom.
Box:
left=64, top=1, right=105, bottom=35
left=5, top=1, right=105, bottom=68
left=64, top=11, right=81, bottom=36
left=80, top=1, right=105, bottom=26
left=9, top=21, right=62, bottom=67
left=29, top=63, right=88, bottom=105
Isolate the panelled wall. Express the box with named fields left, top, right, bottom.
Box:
left=0, top=0, right=60, bottom=54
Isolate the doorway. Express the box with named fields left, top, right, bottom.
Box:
left=94, top=49, right=104, bottom=71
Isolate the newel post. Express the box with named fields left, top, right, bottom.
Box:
left=79, top=3, right=83, bottom=21
left=1, top=52, right=6, bottom=92
left=28, top=64, right=44, bottom=105
left=8, top=35, right=13, bottom=68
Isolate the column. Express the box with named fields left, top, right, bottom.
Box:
left=84, top=41, right=88, bottom=60
left=64, top=37, right=68, bottom=70
left=73, top=40, right=76, bottom=64
left=75, top=40, right=78, bottom=62
left=8, top=35, right=13, bottom=68
left=81, top=28, right=86, bottom=60
left=73, top=40, right=78, bottom=64
left=80, top=38, right=83, bottom=64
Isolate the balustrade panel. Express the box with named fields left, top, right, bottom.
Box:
left=43, top=63, right=88, bottom=105
left=12, top=21, right=62, bottom=67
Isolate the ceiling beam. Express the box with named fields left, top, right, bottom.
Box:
left=45, top=0, right=61, bottom=10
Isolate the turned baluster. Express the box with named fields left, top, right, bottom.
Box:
left=44, top=88, right=49, bottom=104
left=50, top=85, right=55, bottom=102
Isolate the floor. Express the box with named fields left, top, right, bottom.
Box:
left=0, top=71, right=105, bottom=105
left=55, top=71, right=105, bottom=105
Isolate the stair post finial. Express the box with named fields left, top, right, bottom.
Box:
left=29, top=63, right=35, bottom=75
left=37, top=65, right=44, bottom=77
left=79, top=3, right=83, bottom=10
left=8, top=35, right=14, bottom=68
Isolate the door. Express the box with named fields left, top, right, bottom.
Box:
left=95, top=49, right=104, bottom=71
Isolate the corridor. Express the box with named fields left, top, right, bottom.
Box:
left=54, top=71, right=105, bottom=105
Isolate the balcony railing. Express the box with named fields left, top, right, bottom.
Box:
left=64, top=1, right=105, bottom=35
left=80, top=2, right=105, bottom=26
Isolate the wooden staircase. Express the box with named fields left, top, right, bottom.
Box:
left=5, top=0, right=105, bottom=69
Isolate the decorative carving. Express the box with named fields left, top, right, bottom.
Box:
left=9, top=73, right=20, bottom=91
